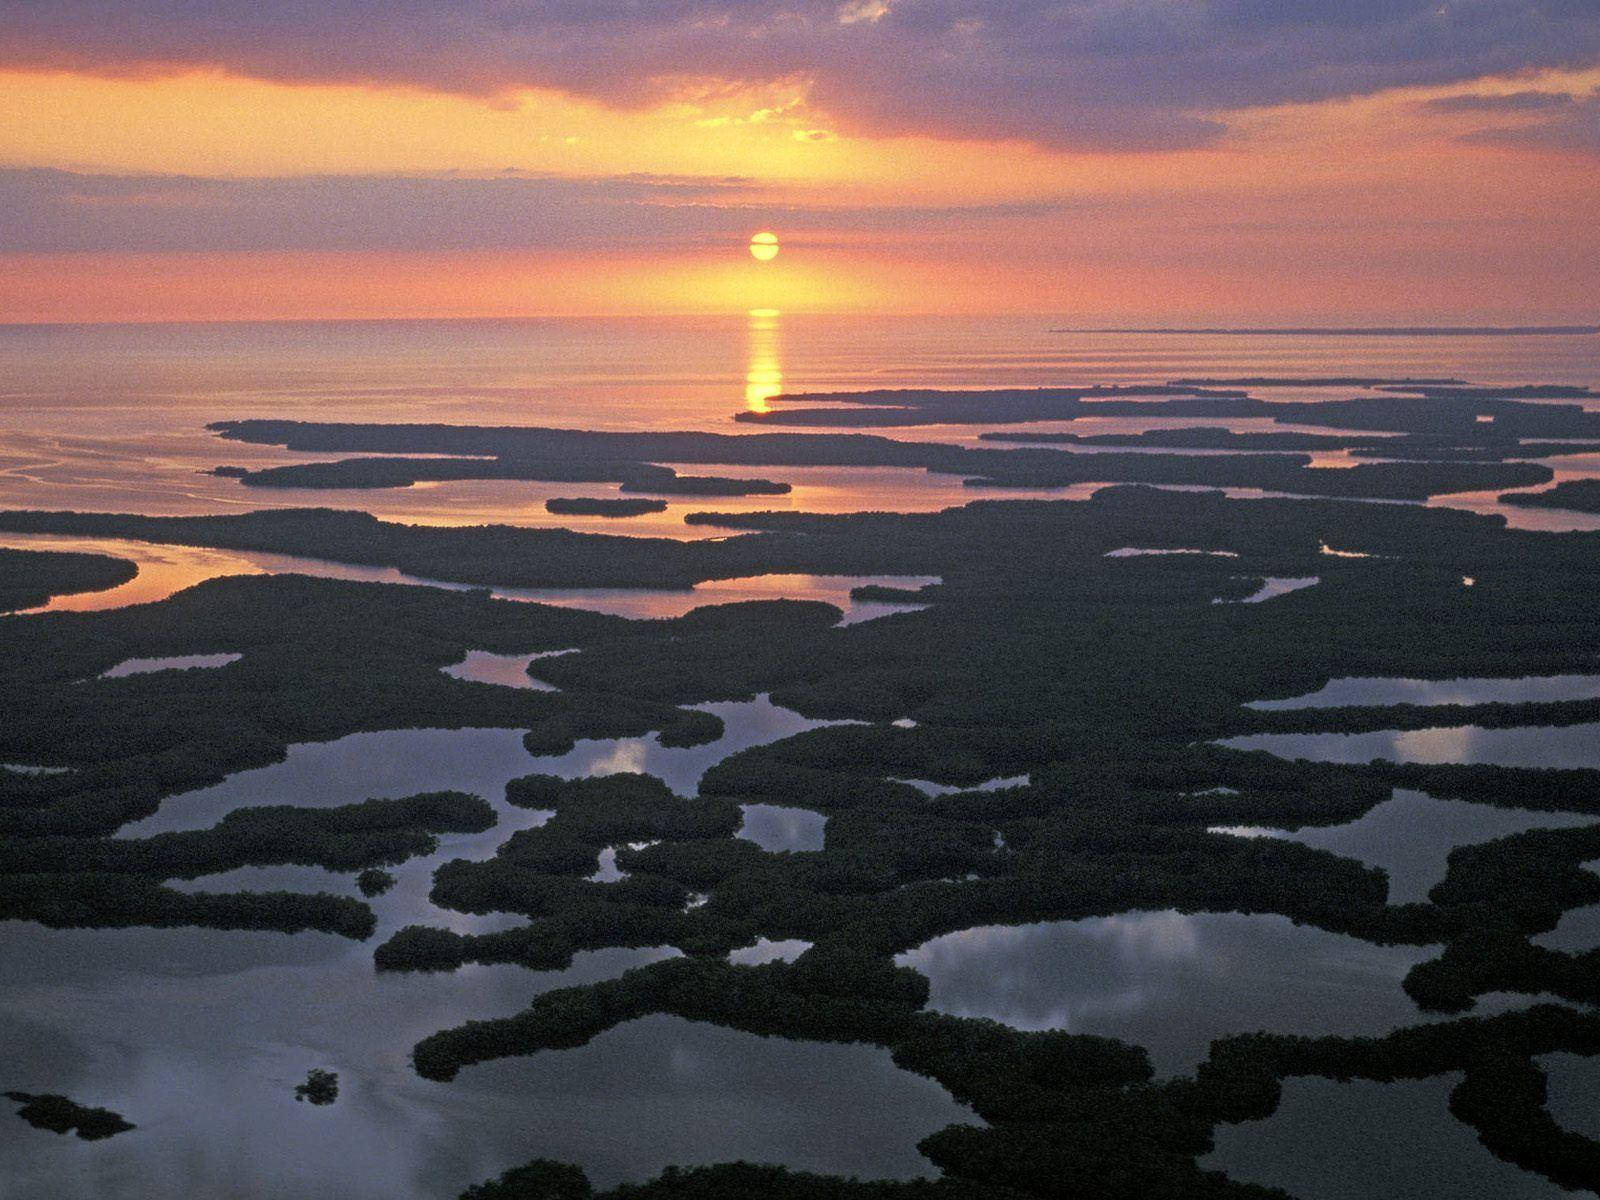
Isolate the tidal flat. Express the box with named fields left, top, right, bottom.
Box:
left=4, top=358, right=1600, bottom=1199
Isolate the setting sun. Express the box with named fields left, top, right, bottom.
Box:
left=749, top=232, right=780, bottom=262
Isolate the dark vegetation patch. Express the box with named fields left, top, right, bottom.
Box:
left=0, top=872, right=377, bottom=938
left=1502, top=480, right=1600, bottom=515
left=979, top=425, right=1600, bottom=463
left=195, top=403, right=1583, bottom=501
left=0, top=546, right=137, bottom=613
left=0, top=791, right=493, bottom=878
left=5, top=1091, right=135, bottom=1140
left=0, top=574, right=832, bottom=934
left=293, top=1068, right=338, bottom=1105
left=546, top=498, right=669, bottom=517
left=212, top=457, right=791, bottom=498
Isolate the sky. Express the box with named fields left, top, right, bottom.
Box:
left=0, top=1, right=1597, bottom=322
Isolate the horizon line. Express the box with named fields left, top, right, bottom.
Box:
left=3, top=316, right=1597, bottom=333
left=1052, top=326, right=1600, bottom=337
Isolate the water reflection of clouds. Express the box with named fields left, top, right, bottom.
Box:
left=442, top=649, right=567, bottom=691
left=0, top=922, right=972, bottom=1194
left=1222, top=722, right=1600, bottom=771
left=126, top=693, right=835, bottom=841
left=728, top=938, right=812, bottom=966
left=736, top=804, right=827, bottom=852
left=0, top=530, right=941, bottom=627
left=1532, top=904, right=1600, bottom=954
left=119, top=694, right=838, bottom=947
left=891, top=774, right=1029, bottom=797
left=897, top=911, right=1439, bottom=1076
left=1250, top=673, right=1600, bottom=710
left=1540, top=1052, right=1600, bottom=1143
left=530, top=693, right=842, bottom=797
left=1211, top=789, right=1595, bottom=905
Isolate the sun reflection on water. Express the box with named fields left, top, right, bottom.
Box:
left=745, top=308, right=782, bottom=413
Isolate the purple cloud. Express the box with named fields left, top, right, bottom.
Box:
left=1459, top=91, right=1600, bottom=152
left=1, top=2, right=1598, bottom=150
left=1423, top=89, right=1576, bottom=111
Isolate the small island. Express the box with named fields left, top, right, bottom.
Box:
left=6, top=1091, right=135, bottom=1140
left=545, top=497, right=669, bottom=517
left=356, top=867, right=396, bottom=897
left=1500, top=479, right=1600, bottom=515
left=293, top=1069, right=339, bottom=1106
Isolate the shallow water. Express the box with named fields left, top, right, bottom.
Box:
left=1, top=685, right=969, bottom=1195
left=0, top=923, right=967, bottom=1197
left=727, top=938, right=813, bottom=966
left=1104, top=547, right=1239, bottom=558
left=891, top=774, right=1030, bottom=797
left=2, top=319, right=1596, bottom=538
left=1219, top=722, right=1600, bottom=770
left=1211, top=789, right=1597, bottom=905
left=491, top=573, right=941, bottom=624
left=116, top=697, right=835, bottom=954
left=441, top=649, right=570, bottom=691
left=895, top=911, right=1441, bottom=1076
left=1235, top=575, right=1319, bottom=604
left=1539, top=1052, right=1600, bottom=1142
left=0, top=529, right=940, bottom=625
left=1248, top=673, right=1600, bottom=710
left=100, top=652, right=242, bottom=678
left=1202, top=1075, right=1571, bottom=1200
left=121, top=694, right=835, bottom=840
left=736, top=803, right=828, bottom=852
left=1531, top=904, right=1600, bottom=954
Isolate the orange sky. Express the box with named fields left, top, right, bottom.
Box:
left=0, top=58, right=1596, bottom=322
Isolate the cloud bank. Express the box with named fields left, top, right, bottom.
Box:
left=2, top=1, right=1598, bottom=149
left=0, top=167, right=1058, bottom=253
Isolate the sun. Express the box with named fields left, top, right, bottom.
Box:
left=748, top=231, right=779, bottom=262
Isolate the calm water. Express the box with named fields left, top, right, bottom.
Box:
left=1220, top=723, right=1600, bottom=770
left=4, top=702, right=977, bottom=1196
left=1212, top=789, right=1597, bottom=905
left=0, top=528, right=942, bottom=623
left=736, top=804, right=829, bottom=853
left=100, top=652, right=242, bottom=679
left=1249, top=674, right=1600, bottom=710
left=894, top=911, right=1442, bottom=1077
left=121, top=694, right=836, bottom=841
left=442, top=650, right=569, bottom=691
left=1532, top=904, right=1600, bottom=954
left=0, top=926, right=967, bottom=1198
left=0, top=318, right=1596, bottom=539
left=1540, top=1053, right=1600, bottom=1142
left=1202, top=1075, right=1571, bottom=1200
